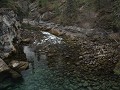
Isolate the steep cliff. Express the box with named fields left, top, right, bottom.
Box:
left=0, top=8, right=28, bottom=78
left=0, top=9, right=19, bottom=59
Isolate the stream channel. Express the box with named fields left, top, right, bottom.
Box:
left=1, top=30, right=120, bottom=90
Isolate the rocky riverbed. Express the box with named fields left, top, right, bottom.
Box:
left=0, top=8, right=29, bottom=81
left=0, top=28, right=120, bottom=90
left=0, top=7, right=120, bottom=90
left=22, top=18, right=120, bottom=75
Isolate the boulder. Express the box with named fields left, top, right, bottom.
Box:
left=0, top=58, right=9, bottom=73
left=9, top=60, right=29, bottom=71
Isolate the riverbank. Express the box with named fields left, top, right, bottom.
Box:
left=2, top=28, right=120, bottom=90
left=21, top=19, right=120, bottom=75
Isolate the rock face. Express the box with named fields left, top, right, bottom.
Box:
left=0, top=8, right=20, bottom=59
left=0, top=8, right=29, bottom=78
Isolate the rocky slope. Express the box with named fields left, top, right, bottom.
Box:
left=0, top=8, right=18, bottom=59
left=0, top=8, right=29, bottom=79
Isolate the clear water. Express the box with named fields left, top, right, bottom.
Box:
left=1, top=32, right=120, bottom=90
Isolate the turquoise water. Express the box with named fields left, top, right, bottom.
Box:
left=4, top=46, right=120, bottom=90
left=1, top=31, right=120, bottom=90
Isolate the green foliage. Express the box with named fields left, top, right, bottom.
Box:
left=0, top=0, right=9, bottom=7
left=54, top=2, right=60, bottom=15
left=1, top=0, right=119, bottom=30
left=38, top=0, right=48, bottom=7
left=0, top=0, right=14, bottom=8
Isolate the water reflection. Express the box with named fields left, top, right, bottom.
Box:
left=23, top=46, right=48, bottom=74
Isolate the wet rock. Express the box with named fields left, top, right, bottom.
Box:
left=0, top=58, right=9, bottom=73
left=9, top=60, right=29, bottom=71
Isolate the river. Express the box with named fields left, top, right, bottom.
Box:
left=1, top=31, right=120, bottom=90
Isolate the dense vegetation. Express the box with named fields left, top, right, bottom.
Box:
left=0, top=0, right=120, bottom=31
left=37, top=0, right=120, bottom=31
